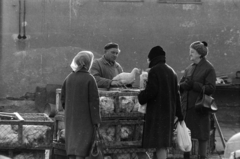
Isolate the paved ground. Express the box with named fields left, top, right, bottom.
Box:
left=209, top=122, right=240, bottom=159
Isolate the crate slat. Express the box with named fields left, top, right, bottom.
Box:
left=0, top=113, right=54, bottom=149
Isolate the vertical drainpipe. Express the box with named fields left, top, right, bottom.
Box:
left=22, top=0, right=26, bottom=39
left=18, top=0, right=22, bottom=39
left=18, top=0, right=27, bottom=40
left=0, top=0, right=3, bottom=97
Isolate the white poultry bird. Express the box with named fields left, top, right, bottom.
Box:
left=112, top=68, right=140, bottom=85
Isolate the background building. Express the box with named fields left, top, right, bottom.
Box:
left=0, top=0, right=240, bottom=97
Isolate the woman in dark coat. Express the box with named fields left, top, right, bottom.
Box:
left=180, top=41, right=216, bottom=159
left=61, top=51, right=101, bottom=159
left=138, top=46, right=184, bottom=159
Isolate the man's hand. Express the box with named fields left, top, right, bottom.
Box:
left=111, top=80, right=123, bottom=87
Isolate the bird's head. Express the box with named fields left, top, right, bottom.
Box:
left=132, top=68, right=141, bottom=76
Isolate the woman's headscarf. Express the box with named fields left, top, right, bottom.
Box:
left=70, top=51, right=94, bottom=72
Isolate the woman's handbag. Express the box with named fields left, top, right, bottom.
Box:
left=89, top=126, right=104, bottom=159
left=195, top=86, right=218, bottom=113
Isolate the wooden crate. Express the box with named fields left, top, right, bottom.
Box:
left=0, top=148, right=45, bottom=159
left=99, top=90, right=144, bottom=120
left=52, top=142, right=67, bottom=159
left=0, top=113, right=54, bottom=149
left=99, top=120, right=144, bottom=149
left=52, top=141, right=155, bottom=159
left=55, top=89, right=144, bottom=120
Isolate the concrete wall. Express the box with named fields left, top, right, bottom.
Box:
left=0, top=0, right=240, bottom=97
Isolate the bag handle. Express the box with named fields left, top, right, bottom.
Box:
left=91, top=126, right=103, bottom=157
left=94, top=125, right=103, bottom=142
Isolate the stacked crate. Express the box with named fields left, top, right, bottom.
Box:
left=0, top=112, right=54, bottom=158
left=98, top=89, right=155, bottom=159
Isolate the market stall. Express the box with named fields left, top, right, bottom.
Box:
left=52, top=88, right=202, bottom=159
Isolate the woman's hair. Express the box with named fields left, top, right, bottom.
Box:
left=70, top=51, right=94, bottom=72
left=190, top=41, right=208, bottom=57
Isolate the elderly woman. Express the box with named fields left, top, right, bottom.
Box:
left=61, top=51, right=101, bottom=159
left=180, top=41, right=216, bottom=159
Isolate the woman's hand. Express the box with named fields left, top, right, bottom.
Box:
left=180, top=77, right=194, bottom=91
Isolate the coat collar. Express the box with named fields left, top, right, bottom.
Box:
left=192, top=57, right=206, bottom=67
left=149, top=56, right=166, bottom=68
left=73, top=69, right=89, bottom=73
left=101, top=55, right=117, bottom=67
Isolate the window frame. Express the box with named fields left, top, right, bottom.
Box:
left=99, top=0, right=144, bottom=2
left=158, top=0, right=202, bottom=4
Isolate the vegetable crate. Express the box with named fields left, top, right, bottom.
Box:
left=99, top=119, right=144, bottom=149
left=99, top=90, right=144, bottom=120
left=0, top=112, right=54, bottom=149
left=0, top=149, right=45, bottom=159
left=52, top=141, right=155, bottom=159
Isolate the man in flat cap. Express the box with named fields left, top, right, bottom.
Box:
left=90, top=42, right=124, bottom=89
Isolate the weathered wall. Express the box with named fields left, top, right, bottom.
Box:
left=0, top=0, right=240, bottom=97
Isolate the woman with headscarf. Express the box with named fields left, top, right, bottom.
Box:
left=138, top=46, right=184, bottom=159
left=180, top=41, right=216, bottom=159
left=61, top=51, right=101, bottom=159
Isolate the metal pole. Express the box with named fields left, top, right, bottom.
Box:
left=213, top=113, right=226, bottom=149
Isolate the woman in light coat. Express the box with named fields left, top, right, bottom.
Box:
left=61, top=51, right=101, bottom=159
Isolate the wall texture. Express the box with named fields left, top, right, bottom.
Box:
left=0, top=0, right=240, bottom=97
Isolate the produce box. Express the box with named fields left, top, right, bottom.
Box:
left=0, top=149, right=45, bottom=159
left=99, top=89, right=144, bottom=119
left=55, top=88, right=144, bottom=119
left=99, top=120, right=144, bottom=149
left=52, top=141, right=155, bottom=159
left=0, top=112, right=54, bottom=149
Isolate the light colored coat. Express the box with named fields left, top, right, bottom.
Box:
left=90, top=56, right=123, bottom=88
left=61, top=69, right=100, bottom=156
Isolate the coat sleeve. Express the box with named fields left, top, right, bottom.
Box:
left=90, top=60, right=112, bottom=89
left=61, top=80, right=66, bottom=110
left=138, top=69, right=159, bottom=105
left=179, top=65, right=195, bottom=92
left=192, top=67, right=216, bottom=95
left=175, top=76, right=184, bottom=120
left=88, top=76, right=101, bottom=125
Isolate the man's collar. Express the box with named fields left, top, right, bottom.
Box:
left=102, top=55, right=115, bottom=66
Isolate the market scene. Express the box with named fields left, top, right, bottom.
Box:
left=0, top=0, right=240, bottom=159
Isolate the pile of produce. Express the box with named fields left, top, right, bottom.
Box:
left=99, top=96, right=141, bottom=114
left=0, top=124, right=51, bottom=147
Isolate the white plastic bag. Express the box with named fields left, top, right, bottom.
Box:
left=138, top=104, right=147, bottom=114
left=175, top=121, right=192, bottom=152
